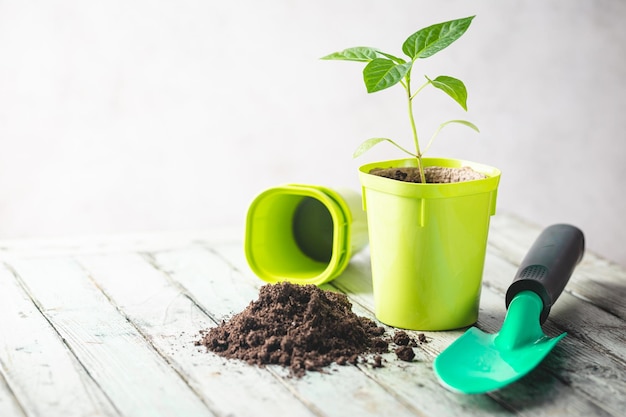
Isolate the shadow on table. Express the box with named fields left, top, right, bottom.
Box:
left=573, top=280, right=626, bottom=320
left=488, top=343, right=569, bottom=411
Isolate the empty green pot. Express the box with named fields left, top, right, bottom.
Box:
left=359, top=158, right=501, bottom=330
left=245, top=184, right=368, bottom=285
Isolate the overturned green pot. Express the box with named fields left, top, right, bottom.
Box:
left=359, top=158, right=501, bottom=330
left=245, top=184, right=368, bottom=285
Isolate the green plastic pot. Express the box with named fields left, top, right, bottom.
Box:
left=245, top=184, right=368, bottom=285
left=359, top=158, right=501, bottom=330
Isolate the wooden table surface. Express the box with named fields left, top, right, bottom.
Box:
left=0, top=213, right=624, bottom=417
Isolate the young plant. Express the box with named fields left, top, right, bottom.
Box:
left=322, top=16, right=479, bottom=184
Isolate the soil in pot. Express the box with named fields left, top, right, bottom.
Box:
left=370, top=166, right=486, bottom=183
left=195, top=282, right=428, bottom=376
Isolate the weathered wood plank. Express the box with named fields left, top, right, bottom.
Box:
left=215, top=241, right=619, bottom=416
left=147, top=247, right=260, bottom=320
left=208, top=243, right=516, bottom=417
left=76, top=252, right=319, bottom=417
left=151, top=246, right=422, bottom=417
left=0, top=371, right=26, bottom=417
left=0, top=263, right=118, bottom=417
left=482, top=250, right=626, bottom=363
left=6, top=258, right=214, bottom=417
left=478, top=297, right=620, bottom=415
left=489, top=214, right=626, bottom=320
left=0, top=229, right=241, bottom=259
left=0, top=213, right=623, bottom=417
left=337, top=250, right=623, bottom=416
left=344, top=305, right=513, bottom=417
left=479, top=253, right=626, bottom=416
left=338, top=259, right=618, bottom=416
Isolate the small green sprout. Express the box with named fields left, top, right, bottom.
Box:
left=322, top=16, right=479, bottom=184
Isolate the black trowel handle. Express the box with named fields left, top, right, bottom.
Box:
left=505, top=224, right=585, bottom=324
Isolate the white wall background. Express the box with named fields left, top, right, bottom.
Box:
left=1, top=0, right=625, bottom=267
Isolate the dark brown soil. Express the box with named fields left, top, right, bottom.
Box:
left=391, top=330, right=430, bottom=362
left=370, top=166, right=486, bottom=183
left=195, top=282, right=390, bottom=377
left=393, top=330, right=412, bottom=346
left=372, top=355, right=383, bottom=368
left=395, top=346, right=416, bottom=362
left=393, top=330, right=428, bottom=347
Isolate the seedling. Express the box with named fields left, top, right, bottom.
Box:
left=322, top=16, right=479, bottom=184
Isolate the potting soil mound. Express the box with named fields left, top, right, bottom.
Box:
left=195, top=282, right=389, bottom=377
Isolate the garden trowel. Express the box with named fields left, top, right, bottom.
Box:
left=433, top=224, right=585, bottom=394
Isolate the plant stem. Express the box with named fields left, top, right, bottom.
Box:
left=406, top=77, right=428, bottom=184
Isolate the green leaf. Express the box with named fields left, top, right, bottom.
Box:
left=439, top=119, right=480, bottom=132
left=428, top=75, right=468, bottom=110
left=321, top=47, right=380, bottom=62
left=363, top=59, right=413, bottom=93
left=422, top=119, right=479, bottom=155
left=353, top=138, right=415, bottom=158
left=402, top=16, right=475, bottom=59
left=376, top=51, right=407, bottom=64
